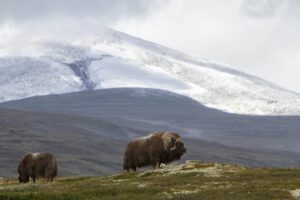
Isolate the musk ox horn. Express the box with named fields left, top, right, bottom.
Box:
left=161, top=132, right=180, bottom=151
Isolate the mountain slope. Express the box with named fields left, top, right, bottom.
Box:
left=1, top=88, right=300, bottom=178
left=2, top=88, right=300, bottom=153
left=3, top=109, right=299, bottom=178
left=0, top=28, right=300, bottom=115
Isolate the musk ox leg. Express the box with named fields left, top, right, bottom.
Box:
left=46, top=170, right=50, bottom=182
left=131, top=165, right=137, bottom=172
left=48, top=176, right=54, bottom=182
left=158, top=162, right=162, bottom=168
left=152, top=161, right=160, bottom=170
left=46, top=167, right=56, bottom=182
left=123, top=161, right=130, bottom=173
left=46, top=174, right=53, bottom=182
left=124, top=168, right=130, bottom=173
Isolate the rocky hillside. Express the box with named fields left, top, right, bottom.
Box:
left=1, top=161, right=300, bottom=200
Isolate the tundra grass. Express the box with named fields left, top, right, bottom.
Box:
left=1, top=163, right=300, bottom=200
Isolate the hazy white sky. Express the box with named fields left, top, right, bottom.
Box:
left=0, top=0, right=299, bottom=92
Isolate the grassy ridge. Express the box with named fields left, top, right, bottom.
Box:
left=1, top=161, right=300, bottom=200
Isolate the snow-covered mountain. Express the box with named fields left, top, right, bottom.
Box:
left=1, top=27, right=300, bottom=115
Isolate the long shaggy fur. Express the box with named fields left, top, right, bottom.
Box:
left=123, top=131, right=186, bottom=172
left=18, top=152, right=57, bottom=183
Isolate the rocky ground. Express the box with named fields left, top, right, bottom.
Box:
left=1, top=161, right=300, bottom=200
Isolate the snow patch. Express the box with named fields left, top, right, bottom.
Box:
left=290, top=189, right=300, bottom=199
left=1, top=27, right=300, bottom=115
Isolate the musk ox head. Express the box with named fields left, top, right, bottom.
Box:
left=164, top=140, right=187, bottom=164
left=18, top=175, right=29, bottom=183
left=17, top=154, right=31, bottom=183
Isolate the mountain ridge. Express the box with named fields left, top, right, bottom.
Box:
left=1, top=88, right=300, bottom=153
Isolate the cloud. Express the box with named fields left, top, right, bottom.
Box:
left=0, top=0, right=299, bottom=93
left=0, top=0, right=166, bottom=45
left=241, top=0, right=300, bottom=19
left=114, top=0, right=300, bottom=93
left=0, top=0, right=163, bottom=24
left=240, top=0, right=286, bottom=18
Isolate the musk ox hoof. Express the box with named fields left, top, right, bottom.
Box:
left=160, top=163, right=167, bottom=168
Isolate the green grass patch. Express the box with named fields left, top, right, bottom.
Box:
left=1, top=164, right=300, bottom=199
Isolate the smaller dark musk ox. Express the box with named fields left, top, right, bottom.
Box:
left=123, top=131, right=186, bottom=172
left=18, top=152, right=57, bottom=183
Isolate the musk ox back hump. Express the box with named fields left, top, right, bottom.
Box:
left=18, top=152, right=57, bottom=183
left=124, top=133, right=166, bottom=171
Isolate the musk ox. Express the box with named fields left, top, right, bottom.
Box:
left=18, top=152, right=57, bottom=183
left=123, top=131, right=186, bottom=172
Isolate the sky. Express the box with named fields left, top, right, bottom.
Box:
left=0, top=0, right=299, bottom=93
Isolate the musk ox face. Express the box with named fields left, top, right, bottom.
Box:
left=18, top=175, right=29, bottom=183
left=175, top=141, right=187, bottom=155
left=163, top=141, right=187, bottom=164
left=173, top=141, right=187, bottom=157
left=123, top=131, right=186, bottom=172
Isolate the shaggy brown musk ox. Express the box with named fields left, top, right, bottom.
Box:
left=18, top=152, right=57, bottom=183
left=123, top=131, right=186, bottom=172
